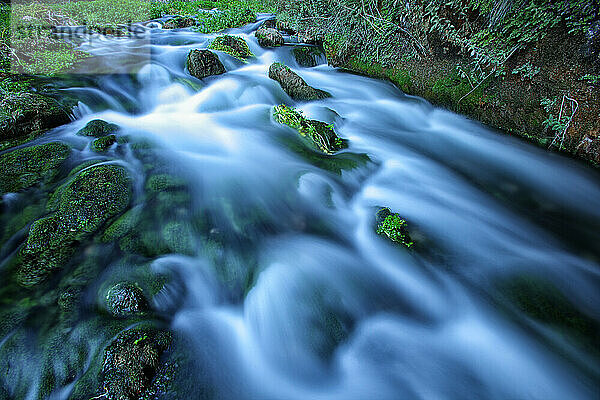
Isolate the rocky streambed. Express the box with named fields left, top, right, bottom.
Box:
left=0, top=13, right=599, bottom=400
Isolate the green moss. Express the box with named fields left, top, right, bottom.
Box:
left=102, top=204, right=144, bottom=242
left=105, top=282, right=148, bottom=317
left=346, top=58, right=412, bottom=92
left=91, top=134, right=117, bottom=152
left=0, top=142, right=71, bottom=193
left=99, top=328, right=172, bottom=400
left=209, top=35, right=255, bottom=61
left=145, top=174, right=187, bottom=193
left=17, top=165, right=132, bottom=286
left=293, top=46, right=323, bottom=67
left=375, top=207, right=413, bottom=248
left=162, top=221, right=195, bottom=255
left=273, top=104, right=346, bottom=154
left=76, top=119, right=119, bottom=138
left=501, top=276, right=599, bottom=341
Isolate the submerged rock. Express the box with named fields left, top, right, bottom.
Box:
left=273, top=104, right=345, bottom=154
left=187, top=49, right=226, bottom=79
left=106, top=282, right=148, bottom=317
left=76, top=119, right=119, bottom=138
left=163, top=16, right=197, bottom=29
left=269, top=62, right=331, bottom=101
left=100, top=328, right=172, bottom=400
left=0, top=142, right=71, bottom=193
left=91, top=134, right=117, bottom=152
left=17, top=165, right=132, bottom=286
left=0, top=93, right=71, bottom=141
left=375, top=207, right=413, bottom=248
left=293, top=46, right=323, bottom=67
left=255, top=27, right=284, bottom=48
left=209, top=35, right=255, bottom=60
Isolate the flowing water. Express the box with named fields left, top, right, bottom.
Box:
left=1, top=14, right=600, bottom=400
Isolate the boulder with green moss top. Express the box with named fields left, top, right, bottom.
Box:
left=145, top=174, right=187, bottom=193
left=99, top=328, right=172, bottom=400
left=273, top=104, right=345, bottom=154
left=91, top=134, right=117, bottom=152
left=76, top=119, right=119, bottom=138
left=0, top=142, right=71, bottom=193
left=255, top=27, right=284, bottom=47
left=209, top=35, right=255, bottom=60
left=187, top=49, right=226, bottom=79
left=17, top=165, right=132, bottom=286
left=0, top=93, right=71, bottom=141
left=293, top=46, right=323, bottom=67
left=163, top=16, right=197, bottom=29
left=269, top=63, right=331, bottom=101
left=106, top=282, right=148, bottom=317
left=102, top=204, right=144, bottom=242
left=500, top=276, right=599, bottom=351
left=375, top=207, right=414, bottom=248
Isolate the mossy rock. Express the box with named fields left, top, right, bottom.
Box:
left=163, top=16, right=197, bottom=29
left=209, top=35, right=255, bottom=61
left=187, top=49, right=226, bottom=79
left=0, top=93, right=71, bottom=141
left=273, top=104, right=345, bottom=154
left=17, top=165, right=132, bottom=286
left=375, top=207, right=414, bottom=248
left=76, top=119, right=119, bottom=138
left=102, top=204, right=144, bottom=242
left=99, top=328, right=172, bottom=400
left=500, top=276, right=600, bottom=352
left=105, top=282, right=148, bottom=317
left=145, top=174, right=187, bottom=193
left=0, top=141, right=71, bottom=193
left=162, top=221, right=195, bottom=255
left=293, top=46, right=323, bottom=67
left=255, top=27, right=284, bottom=48
left=91, top=134, right=117, bottom=152
left=269, top=63, right=331, bottom=101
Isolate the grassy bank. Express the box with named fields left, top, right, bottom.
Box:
left=274, top=0, right=600, bottom=165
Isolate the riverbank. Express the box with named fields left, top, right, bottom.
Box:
left=273, top=0, right=600, bottom=166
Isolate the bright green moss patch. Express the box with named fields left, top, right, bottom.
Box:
left=273, top=104, right=345, bottom=154
left=91, top=134, right=117, bottom=152
left=76, top=120, right=119, bottom=138
left=102, top=204, right=144, bottom=242
left=0, top=142, right=71, bottom=193
left=17, top=165, right=132, bottom=286
left=209, top=35, right=254, bottom=61
left=375, top=207, right=413, bottom=248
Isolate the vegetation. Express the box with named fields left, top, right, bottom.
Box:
left=375, top=207, right=414, bottom=248
left=273, top=104, right=345, bottom=154
left=275, top=0, right=600, bottom=164
left=209, top=35, right=255, bottom=60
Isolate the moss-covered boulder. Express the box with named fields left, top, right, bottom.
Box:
left=76, top=119, right=119, bottom=138
left=255, top=27, right=284, bottom=48
left=209, top=35, right=255, bottom=60
left=91, top=134, right=117, bottom=152
left=500, top=276, right=600, bottom=352
left=273, top=104, right=345, bottom=154
left=0, top=93, right=71, bottom=141
left=0, top=142, right=71, bottom=193
left=17, top=165, right=132, bottom=286
left=145, top=174, right=186, bottom=193
left=293, top=46, right=323, bottom=67
left=187, top=49, right=226, bottom=79
left=375, top=207, right=413, bottom=248
left=99, top=328, right=171, bottom=400
left=163, top=16, right=197, bottom=29
left=269, top=63, right=331, bottom=101
left=106, top=282, right=148, bottom=317
left=102, top=204, right=144, bottom=242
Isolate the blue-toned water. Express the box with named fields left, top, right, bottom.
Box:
left=1, top=14, right=599, bottom=400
